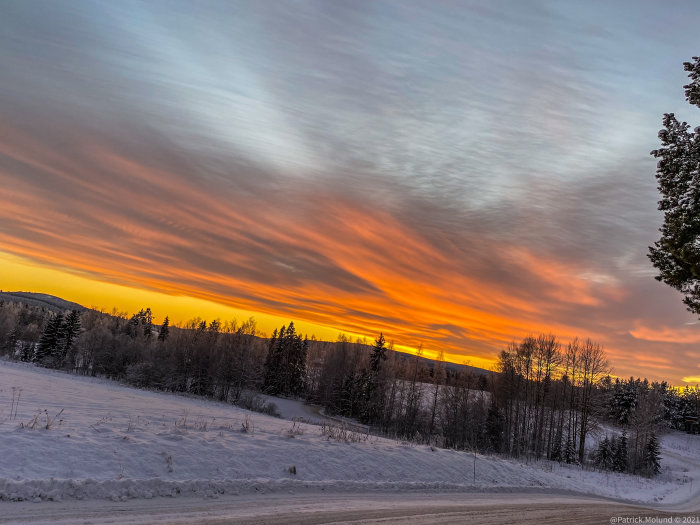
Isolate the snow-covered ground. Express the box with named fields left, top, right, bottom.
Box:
left=0, top=360, right=698, bottom=506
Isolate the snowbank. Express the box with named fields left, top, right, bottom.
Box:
left=0, top=361, right=697, bottom=505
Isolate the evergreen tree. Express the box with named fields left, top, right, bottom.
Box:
left=19, top=341, right=34, bottom=362
left=550, top=438, right=562, bottom=462
left=287, top=332, right=308, bottom=396
left=126, top=312, right=140, bottom=338
left=60, top=309, right=81, bottom=364
left=369, top=333, right=387, bottom=373
left=594, top=436, right=612, bottom=470
left=649, top=56, right=700, bottom=314
left=613, top=431, right=629, bottom=473
left=564, top=437, right=577, bottom=464
left=362, top=333, right=389, bottom=424
left=263, top=328, right=283, bottom=395
left=5, top=324, right=20, bottom=357
left=36, top=313, right=64, bottom=363
left=643, top=433, right=661, bottom=476
left=611, top=378, right=638, bottom=425
left=142, top=307, right=153, bottom=339
left=262, top=323, right=308, bottom=397
left=486, top=402, right=505, bottom=453
left=158, top=316, right=170, bottom=342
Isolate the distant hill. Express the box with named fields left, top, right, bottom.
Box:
left=0, top=291, right=87, bottom=313
left=391, top=346, right=493, bottom=377
left=307, top=338, right=493, bottom=377
left=0, top=290, right=493, bottom=374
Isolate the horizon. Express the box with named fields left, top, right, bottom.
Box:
left=2, top=1, right=700, bottom=385
left=4, top=287, right=700, bottom=388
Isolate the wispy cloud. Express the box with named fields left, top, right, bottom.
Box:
left=1, top=0, right=699, bottom=383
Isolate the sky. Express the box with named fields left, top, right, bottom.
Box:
left=1, top=0, right=699, bottom=384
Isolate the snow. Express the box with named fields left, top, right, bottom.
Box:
left=0, top=360, right=698, bottom=506
left=254, top=392, right=327, bottom=424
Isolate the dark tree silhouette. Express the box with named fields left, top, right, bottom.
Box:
left=158, top=316, right=170, bottom=342
left=649, top=56, right=700, bottom=314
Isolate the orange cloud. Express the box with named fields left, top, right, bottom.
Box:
left=0, top=122, right=696, bottom=385
left=629, top=323, right=700, bottom=344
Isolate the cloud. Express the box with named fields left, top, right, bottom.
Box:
left=630, top=323, right=700, bottom=344
left=1, top=0, right=699, bottom=384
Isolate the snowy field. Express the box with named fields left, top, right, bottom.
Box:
left=0, top=360, right=698, bottom=507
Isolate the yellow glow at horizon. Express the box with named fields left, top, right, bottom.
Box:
left=0, top=251, right=354, bottom=340
left=0, top=251, right=496, bottom=369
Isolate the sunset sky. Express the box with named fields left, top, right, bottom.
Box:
left=1, top=1, right=699, bottom=384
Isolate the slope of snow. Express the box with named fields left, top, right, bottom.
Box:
left=0, top=360, right=697, bottom=505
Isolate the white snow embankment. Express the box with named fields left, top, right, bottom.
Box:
left=0, top=360, right=697, bottom=505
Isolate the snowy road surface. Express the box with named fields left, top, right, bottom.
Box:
left=0, top=491, right=696, bottom=525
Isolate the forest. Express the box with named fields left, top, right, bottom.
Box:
left=1, top=296, right=698, bottom=478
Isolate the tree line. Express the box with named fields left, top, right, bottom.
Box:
left=1, top=298, right=697, bottom=477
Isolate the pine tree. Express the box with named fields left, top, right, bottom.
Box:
left=158, top=316, right=170, bottom=342
left=649, top=56, right=700, bottom=314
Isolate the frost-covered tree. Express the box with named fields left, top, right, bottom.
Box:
left=643, top=433, right=661, bottom=476
left=594, top=436, right=613, bottom=470
left=262, top=323, right=307, bottom=397
left=564, top=436, right=577, bottom=465
left=613, top=431, right=629, bottom=473
left=649, top=56, right=700, bottom=314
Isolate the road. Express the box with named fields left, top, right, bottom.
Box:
left=1, top=490, right=698, bottom=525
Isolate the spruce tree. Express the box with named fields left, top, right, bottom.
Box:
left=5, top=325, right=20, bottom=357
left=60, top=309, right=81, bottom=364
left=643, top=433, right=661, bottom=476
left=158, top=316, right=170, bottom=342
left=649, top=57, right=700, bottom=314
left=550, top=438, right=562, bottom=462
left=362, top=333, right=389, bottom=424
left=263, top=328, right=283, bottom=395
left=36, top=313, right=64, bottom=363
left=613, top=431, right=629, bottom=472
left=126, top=312, right=140, bottom=338
left=564, top=437, right=577, bottom=464
left=142, top=307, right=153, bottom=339
left=369, top=333, right=387, bottom=373
left=287, top=332, right=308, bottom=396
left=594, top=436, right=612, bottom=470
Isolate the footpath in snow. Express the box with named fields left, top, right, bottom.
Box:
left=0, top=360, right=697, bottom=505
